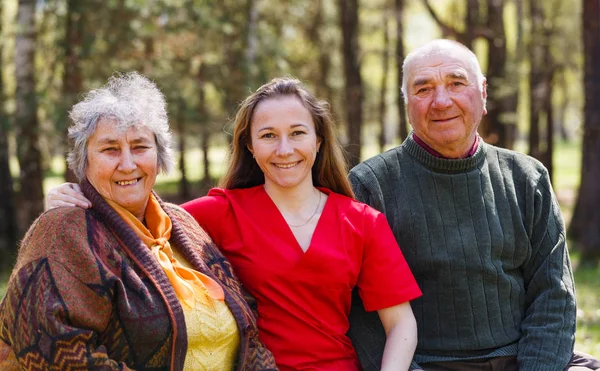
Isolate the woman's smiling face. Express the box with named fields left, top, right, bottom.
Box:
left=86, top=118, right=158, bottom=221
left=248, top=96, right=321, bottom=191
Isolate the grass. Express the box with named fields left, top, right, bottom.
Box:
left=1, top=138, right=599, bottom=357
left=572, top=250, right=600, bottom=356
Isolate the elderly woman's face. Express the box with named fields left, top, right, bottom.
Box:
left=86, top=118, right=158, bottom=221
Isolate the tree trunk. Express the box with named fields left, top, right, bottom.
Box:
left=395, top=0, right=408, bottom=141
left=481, top=0, right=513, bottom=148
left=378, top=3, right=391, bottom=153
left=63, top=0, right=84, bottom=183
left=245, top=0, right=259, bottom=88
left=308, top=0, right=335, bottom=107
left=544, top=69, right=555, bottom=183
left=176, top=99, right=189, bottom=201
left=338, top=0, right=363, bottom=168
left=197, top=65, right=211, bottom=188
left=15, top=0, right=45, bottom=231
left=463, top=0, right=480, bottom=49
left=527, top=0, right=547, bottom=161
left=568, top=0, right=600, bottom=264
left=0, top=3, right=18, bottom=271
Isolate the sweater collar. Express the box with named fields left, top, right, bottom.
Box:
left=80, top=179, right=188, bottom=370
left=403, top=132, right=486, bottom=173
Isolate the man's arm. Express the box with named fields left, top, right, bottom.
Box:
left=349, top=166, right=424, bottom=371
left=518, top=168, right=576, bottom=371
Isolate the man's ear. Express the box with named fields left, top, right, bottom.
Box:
left=482, top=79, right=488, bottom=115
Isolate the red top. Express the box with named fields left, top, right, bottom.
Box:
left=182, top=186, right=421, bottom=370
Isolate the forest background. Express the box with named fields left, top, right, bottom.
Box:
left=0, top=0, right=599, bottom=356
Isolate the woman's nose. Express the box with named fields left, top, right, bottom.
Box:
left=118, top=149, right=137, bottom=172
left=276, top=138, right=293, bottom=156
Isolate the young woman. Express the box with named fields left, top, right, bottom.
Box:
left=46, top=77, right=422, bottom=371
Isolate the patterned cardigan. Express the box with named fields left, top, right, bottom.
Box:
left=0, top=180, right=277, bottom=371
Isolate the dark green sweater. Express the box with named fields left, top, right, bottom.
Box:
left=348, top=134, right=575, bottom=371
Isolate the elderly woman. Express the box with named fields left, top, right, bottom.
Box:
left=0, top=72, right=277, bottom=371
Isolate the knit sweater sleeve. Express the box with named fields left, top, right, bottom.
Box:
left=349, top=163, right=423, bottom=371
left=517, top=168, right=576, bottom=371
left=0, top=210, right=133, bottom=370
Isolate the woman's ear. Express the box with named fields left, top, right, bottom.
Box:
left=247, top=145, right=254, bottom=157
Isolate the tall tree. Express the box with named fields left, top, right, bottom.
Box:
left=0, top=3, right=19, bottom=271
left=480, top=0, right=517, bottom=149
left=306, top=0, right=335, bottom=107
left=339, top=0, right=363, bottom=167
left=15, top=0, right=45, bottom=230
left=395, top=0, right=408, bottom=141
left=62, top=0, right=85, bottom=183
left=569, top=0, right=600, bottom=264
left=378, top=1, right=391, bottom=153
left=527, top=0, right=548, bottom=161
left=197, top=64, right=212, bottom=189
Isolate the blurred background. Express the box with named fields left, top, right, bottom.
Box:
left=0, top=0, right=599, bottom=354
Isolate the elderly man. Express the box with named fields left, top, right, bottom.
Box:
left=348, top=39, right=600, bottom=371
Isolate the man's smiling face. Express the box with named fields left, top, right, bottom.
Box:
left=406, top=50, right=487, bottom=158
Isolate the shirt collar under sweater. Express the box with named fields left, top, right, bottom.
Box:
left=412, top=133, right=479, bottom=158
left=403, top=132, right=487, bottom=174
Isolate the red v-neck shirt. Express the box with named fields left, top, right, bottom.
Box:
left=182, top=186, right=421, bottom=370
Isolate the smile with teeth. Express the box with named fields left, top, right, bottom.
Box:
left=274, top=161, right=300, bottom=169
left=116, top=178, right=140, bottom=186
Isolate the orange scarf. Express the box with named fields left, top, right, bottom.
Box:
left=105, top=194, right=224, bottom=308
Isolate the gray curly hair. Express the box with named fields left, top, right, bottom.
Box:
left=67, top=72, right=174, bottom=180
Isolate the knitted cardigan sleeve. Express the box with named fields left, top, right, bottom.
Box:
left=517, top=168, right=576, bottom=371
left=0, top=209, right=133, bottom=371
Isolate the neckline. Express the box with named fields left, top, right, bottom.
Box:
left=403, top=133, right=486, bottom=174
left=260, top=185, right=331, bottom=254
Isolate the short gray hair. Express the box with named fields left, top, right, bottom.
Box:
left=67, top=72, right=174, bottom=180
left=401, top=39, right=486, bottom=102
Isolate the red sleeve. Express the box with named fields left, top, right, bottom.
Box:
left=357, top=209, right=422, bottom=312
left=180, top=188, right=230, bottom=247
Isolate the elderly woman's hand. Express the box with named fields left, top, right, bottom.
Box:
left=45, top=182, right=91, bottom=210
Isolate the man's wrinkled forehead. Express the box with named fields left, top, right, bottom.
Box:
left=408, top=53, right=474, bottom=86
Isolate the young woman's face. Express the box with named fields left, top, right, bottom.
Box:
left=248, top=96, right=321, bottom=191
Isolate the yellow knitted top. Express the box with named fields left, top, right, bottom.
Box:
left=172, top=246, right=240, bottom=371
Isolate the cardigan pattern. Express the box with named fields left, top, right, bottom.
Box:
left=348, top=134, right=576, bottom=371
left=0, top=180, right=277, bottom=371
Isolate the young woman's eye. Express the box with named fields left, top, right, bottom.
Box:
left=291, top=131, right=306, bottom=136
left=260, top=133, right=275, bottom=139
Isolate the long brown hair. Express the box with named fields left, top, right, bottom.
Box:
left=219, top=77, right=355, bottom=198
